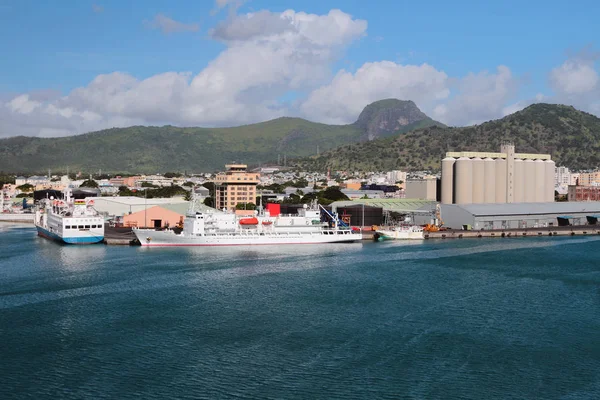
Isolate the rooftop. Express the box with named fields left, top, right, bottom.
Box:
left=450, top=202, right=600, bottom=216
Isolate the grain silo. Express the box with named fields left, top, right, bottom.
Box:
left=454, top=157, right=473, bottom=204
left=441, top=157, right=456, bottom=204
left=545, top=159, right=556, bottom=202
left=523, top=159, right=536, bottom=202
left=472, top=157, right=485, bottom=203
left=495, top=158, right=507, bottom=203
left=514, top=159, right=524, bottom=203
left=484, top=158, right=496, bottom=203
left=534, top=159, right=546, bottom=202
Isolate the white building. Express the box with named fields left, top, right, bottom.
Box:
left=386, top=170, right=407, bottom=184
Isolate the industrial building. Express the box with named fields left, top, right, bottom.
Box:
left=440, top=202, right=600, bottom=230
left=331, top=199, right=437, bottom=226
left=214, top=164, right=260, bottom=211
left=441, top=144, right=555, bottom=205
left=405, top=178, right=438, bottom=201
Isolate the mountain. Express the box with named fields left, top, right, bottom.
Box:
left=294, top=104, right=600, bottom=172
left=0, top=100, right=443, bottom=173
left=353, top=99, right=445, bottom=140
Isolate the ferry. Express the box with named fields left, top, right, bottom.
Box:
left=35, top=187, right=104, bottom=244
left=134, top=201, right=361, bottom=247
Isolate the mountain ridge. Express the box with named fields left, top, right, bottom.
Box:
left=0, top=100, right=443, bottom=173
left=293, top=103, right=600, bottom=172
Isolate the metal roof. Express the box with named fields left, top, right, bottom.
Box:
left=331, top=199, right=437, bottom=214
left=452, top=202, right=600, bottom=216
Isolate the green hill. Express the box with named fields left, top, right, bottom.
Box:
left=0, top=99, right=442, bottom=173
left=294, top=104, right=600, bottom=172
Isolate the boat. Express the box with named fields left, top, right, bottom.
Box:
left=34, top=186, right=104, bottom=244
left=374, top=225, right=425, bottom=241
left=134, top=200, right=362, bottom=247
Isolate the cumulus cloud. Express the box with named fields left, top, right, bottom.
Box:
left=3, top=8, right=600, bottom=139
left=508, top=52, right=600, bottom=117
left=431, top=66, right=519, bottom=126
left=1, top=8, right=367, bottom=137
left=145, top=14, right=200, bottom=34
left=301, top=61, right=449, bottom=124
left=550, top=57, right=598, bottom=95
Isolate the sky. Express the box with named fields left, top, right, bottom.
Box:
left=0, top=0, right=598, bottom=138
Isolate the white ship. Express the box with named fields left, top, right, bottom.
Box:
left=35, top=187, right=104, bottom=244
left=374, top=225, right=424, bottom=241
left=134, top=201, right=362, bottom=247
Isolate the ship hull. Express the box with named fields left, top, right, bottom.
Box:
left=374, top=229, right=424, bottom=241
left=135, top=229, right=361, bottom=247
left=36, top=225, right=104, bottom=245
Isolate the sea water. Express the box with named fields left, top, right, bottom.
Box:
left=1, top=225, right=599, bottom=399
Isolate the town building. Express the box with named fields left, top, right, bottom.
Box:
left=441, top=143, right=554, bottom=205
left=568, top=185, right=600, bottom=201
left=578, top=171, right=600, bottom=187
left=214, top=164, right=260, bottom=211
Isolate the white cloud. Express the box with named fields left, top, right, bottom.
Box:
left=1, top=8, right=367, bottom=137
left=3, top=8, right=599, bottom=140
left=300, top=61, right=449, bottom=124
left=431, top=66, right=519, bottom=126
left=550, top=58, right=598, bottom=95
left=145, top=14, right=200, bottom=34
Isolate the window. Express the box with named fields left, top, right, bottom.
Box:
left=85, top=225, right=90, bottom=229
left=65, top=226, right=71, bottom=229
left=78, top=225, right=84, bottom=229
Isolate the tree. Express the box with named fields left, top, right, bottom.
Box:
left=182, top=181, right=194, bottom=187
left=203, top=197, right=214, bottom=207
left=184, top=191, right=192, bottom=201
left=141, top=182, right=158, bottom=188
left=80, top=179, right=99, bottom=188
left=164, top=172, right=182, bottom=178
left=236, top=202, right=256, bottom=210
left=16, top=183, right=34, bottom=192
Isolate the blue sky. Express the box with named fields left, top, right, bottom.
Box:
left=0, top=0, right=598, bottom=137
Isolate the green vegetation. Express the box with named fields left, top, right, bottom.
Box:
left=117, top=185, right=187, bottom=199
left=80, top=179, right=99, bottom=188
left=16, top=183, right=34, bottom=192
left=281, top=186, right=349, bottom=205
left=235, top=202, right=256, bottom=210
left=295, top=104, right=600, bottom=172
left=0, top=100, right=442, bottom=173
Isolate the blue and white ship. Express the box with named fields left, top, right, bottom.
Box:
left=35, top=187, right=104, bottom=244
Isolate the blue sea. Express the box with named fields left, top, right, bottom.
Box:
left=1, top=224, right=599, bottom=399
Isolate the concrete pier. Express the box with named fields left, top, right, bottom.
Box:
left=0, top=214, right=34, bottom=223
left=425, top=226, right=599, bottom=239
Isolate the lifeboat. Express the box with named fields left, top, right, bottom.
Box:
left=239, top=217, right=259, bottom=225
left=262, top=221, right=273, bottom=226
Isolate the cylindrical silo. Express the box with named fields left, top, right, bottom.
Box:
left=523, top=159, right=536, bottom=203
left=514, top=159, right=524, bottom=203
left=495, top=158, right=507, bottom=203
left=454, top=157, right=473, bottom=204
left=472, top=157, right=485, bottom=204
left=441, top=157, right=456, bottom=204
left=534, top=159, right=546, bottom=202
left=484, top=158, right=496, bottom=203
left=545, top=159, right=556, bottom=202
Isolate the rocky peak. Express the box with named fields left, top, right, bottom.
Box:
left=354, top=99, right=430, bottom=140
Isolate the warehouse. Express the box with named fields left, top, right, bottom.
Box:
left=440, top=202, right=600, bottom=230
left=331, top=199, right=437, bottom=226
